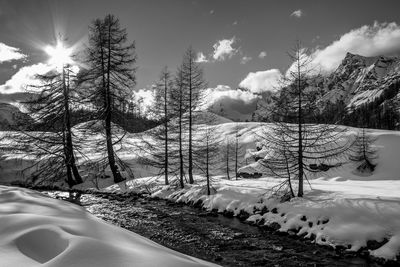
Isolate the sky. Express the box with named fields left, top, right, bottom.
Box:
left=1, top=0, right=400, bottom=118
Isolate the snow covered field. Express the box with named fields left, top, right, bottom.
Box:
left=0, top=186, right=217, bottom=267
left=106, top=124, right=400, bottom=261
left=1, top=121, right=400, bottom=261
left=105, top=172, right=400, bottom=260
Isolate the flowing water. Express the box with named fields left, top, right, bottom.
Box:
left=42, top=191, right=389, bottom=267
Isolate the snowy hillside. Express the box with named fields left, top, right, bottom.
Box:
left=194, top=111, right=233, bottom=125
left=2, top=122, right=400, bottom=261
left=0, top=103, right=32, bottom=130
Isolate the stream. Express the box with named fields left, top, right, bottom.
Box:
left=41, top=191, right=389, bottom=267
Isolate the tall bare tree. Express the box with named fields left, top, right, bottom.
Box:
left=259, top=41, right=351, bottom=197
left=157, top=67, right=173, bottom=185
left=136, top=67, right=177, bottom=185
left=169, top=66, right=188, bottom=188
left=180, top=47, right=207, bottom=184
left=18, top=63, right=83, bottom=187
left=81, top=14, right=136, bottom=183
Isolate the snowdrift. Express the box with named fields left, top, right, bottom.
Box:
left=0, top=186, right=217, bottom=267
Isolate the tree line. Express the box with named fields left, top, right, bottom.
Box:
left=10, top=20, right=378, bottom=200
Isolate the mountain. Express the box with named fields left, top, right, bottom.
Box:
left=254, top=52, right=400, bottom=129
left=321, top=52, right=400, bottom=110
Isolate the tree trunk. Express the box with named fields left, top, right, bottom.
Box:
left=206, top=139, right=210, bottom=195
left=188, top=58, right=194, bottom=184
left=179, top=84, right=184, bottom=188
left=226, top=142, right=230, bottom=180
left=164, top=76, right=169, bottom=185
left=63, top=66, right=83, bottom=186
left=105, top=17, right=124, bottom=183
left=297, top=55, right=304, bottom=197
left=235, top=132, right=238, bottom=180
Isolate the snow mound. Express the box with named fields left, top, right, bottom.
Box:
left=72, top=120, right=125, bottom=134
left=16, top=228, right=69, bottom=264
left=195, top=111, right=233, bottom=125
left=0, top=186, right=217, bottom=267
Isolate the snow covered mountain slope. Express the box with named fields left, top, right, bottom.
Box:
left=253, top=52, right=400, bottom=127
left=0, top=186, right=217, bottom=267
left=321, top=52, right=400, bottom=109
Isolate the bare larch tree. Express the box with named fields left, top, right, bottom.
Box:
left=19, top=63, right=83, bottom=187
left=180, top=47, right=207, bottom=184
left=259, top=41, right=351, bottom=197
left=81, top=14, right=136, bottom=183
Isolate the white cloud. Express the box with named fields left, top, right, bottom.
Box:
left=0, top=63, right=54, bottom=94
left=212, top=37, right=238, bottom=61
left=258, top=51, right=267, bottom=58
left=290, top=9, right=303, bottom=18
left=195, top=52, right=208, bottom=63
left=203, top=85, right=260, bottom=120
left=233, top=21, right=238, bottom=26
left=240, top=56, right=252, bottom=64
left=285, top=48, right=316, bottom=79
left=210, top=9, right=214, bottom=15
left=0, top=43, right=27, bottom=63
left=204, top=85, right=258, bottom=105
left=309, top=21, right=400, bottom=73
left=239, top=69, right=283, bottom=93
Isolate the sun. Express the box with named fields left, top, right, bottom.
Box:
left=45, top=41, right=73, bottom=69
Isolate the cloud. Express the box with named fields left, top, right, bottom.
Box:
left=239, top=69, right=283, bottom=93
left=285, top=48, right=315, bottom=78
left=195, top=52, right=208, bottom=63
left=0, top=43, right=27, bottom=63
left=233, top=21, right=238, bottom=26
left=204, top=85, right=258, bottom=105
left=290, top=9, right=303, bottom=18
left=0, top=63, right=54, bottom=94
left=240, top=56, right=252, bottom=64
left=308, top=21, right=400, bottom=73
left=203, top=85, right=260, bottom=120
left=209, top=9, right=214, bottom=15
left=212, top=37, right=238, bottom=61
left=258, top=51, right=267, bottom=58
